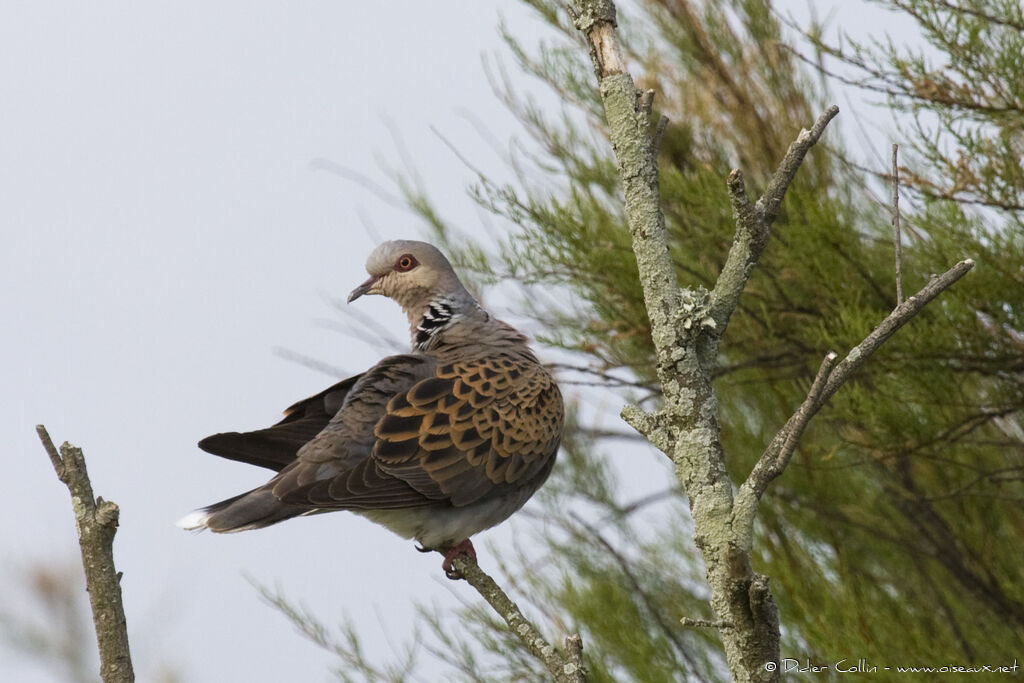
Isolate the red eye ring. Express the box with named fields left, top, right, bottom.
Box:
left=394, top=254, right=418, bottom=272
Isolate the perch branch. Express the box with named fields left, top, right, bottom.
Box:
left=451, top=554, right=586, bottom=682
left=36, top=425, right=134, bottom=683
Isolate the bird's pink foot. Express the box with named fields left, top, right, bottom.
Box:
left=441, top=539, right=476, bottom=580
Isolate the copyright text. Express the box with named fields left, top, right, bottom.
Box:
left=763, top=658, right=1019, bottom=675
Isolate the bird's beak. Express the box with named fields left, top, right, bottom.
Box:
left=347, top=275, right=381, bottom=303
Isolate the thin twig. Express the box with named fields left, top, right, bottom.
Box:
left=820, top=259, right=974, bottom=400
left=741, top=352, right=838, bottom=502
left=681, top=617, right=731, bottom=629
left=709, top=106, right=840, bottom=333
left=38, top=425, right=65, bottom=478
left=758, top=106, right=840, bottom=222
left=36, top=426, right=134, bottom=683
left=892, top=143, right=904, bottom=305
left=272, top=347, right=350, bottom=379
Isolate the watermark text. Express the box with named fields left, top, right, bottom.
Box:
left=763, top=658, right=1019, bottom=675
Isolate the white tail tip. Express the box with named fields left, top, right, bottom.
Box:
left=176, top=510, right=210, bottom=531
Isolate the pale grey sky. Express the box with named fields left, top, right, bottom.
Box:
left=1, top=3, right=560, bottom=681
left=1, top=2, right=920, bottom=682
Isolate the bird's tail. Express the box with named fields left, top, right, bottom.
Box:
left=176, top=487, right=307, bottom=533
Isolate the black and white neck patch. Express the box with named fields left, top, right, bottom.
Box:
left=415, top=299, right=455, bottom=349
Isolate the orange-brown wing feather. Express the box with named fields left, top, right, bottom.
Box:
left=371, top=355, right=563, bottom=507
left=271, top=353, right=562, bottom=511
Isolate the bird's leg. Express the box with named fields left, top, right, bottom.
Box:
left=441, top=539, right=477, bottom=580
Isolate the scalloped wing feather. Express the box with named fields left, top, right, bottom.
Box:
left=372, top=354, right=563, bottom=506
left=272, top=351, right=562, bottom=511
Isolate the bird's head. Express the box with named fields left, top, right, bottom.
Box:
left=348, top=240, right=474, bottom=316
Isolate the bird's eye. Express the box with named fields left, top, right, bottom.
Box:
left=394, top=254, right=418, bottom=272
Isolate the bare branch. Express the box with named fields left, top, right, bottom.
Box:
left=450, top=554, right=586, bottom=682
left=734, top=352, right=838, bottom=527
left=822, top=258, right=974, bottom=399
left=567, top=2, right=831, bottom=679
left=759, top=106, right=839, bottom=221
left=771, top=353, right=837, bottom=468
left=37, top=424, right=66, bottom=479
left=733, top=258, right=975, bottom=542
left=36, top=426, right=134, bottom=683
left=892, top=143, right=904, bottom=305
left=567, top=1, right=977, bottom=680
left=681, top=617, right=731, bottom=630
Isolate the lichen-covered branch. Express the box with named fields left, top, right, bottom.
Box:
left=568, top=0, right=685, bottom=391
left=709, top=106, right=840, bottom=334
left=451, top=554, right=586, bottom=682
left=568, top=1, right=786, bottom=680
left=817, top=258, right=975, bottom=402
left=36, top=425, right=134, bottom=683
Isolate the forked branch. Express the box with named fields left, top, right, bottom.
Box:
left=733, top=257, right=976, bottom=542
left=565, top=1, right=975, bottom=681
left=36, top=425, right=134, bottom=683
left=709, top=105, right=840, bottom=333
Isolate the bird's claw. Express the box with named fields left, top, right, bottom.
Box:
left=441, top=539, right=477, bottom=580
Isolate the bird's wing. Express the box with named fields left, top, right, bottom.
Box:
left=197, top=374, right=362, bottom=472
left=272, top=353, right=563, bottom=510
left=269, top=354, right=438, bottom=507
